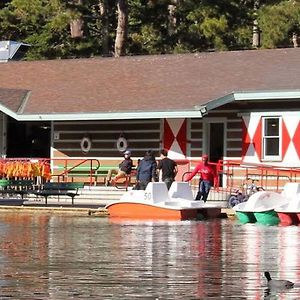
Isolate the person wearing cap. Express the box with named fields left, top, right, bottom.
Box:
left=105, top=150, right=133, bottom=186
left=184, top=154, right=217, bottom=202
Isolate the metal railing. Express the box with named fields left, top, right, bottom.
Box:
left=51, top=158, right=101, bottom=186
left=2, top=157, right=300, bottom=191
left=181, top=158, right=300, bottom=193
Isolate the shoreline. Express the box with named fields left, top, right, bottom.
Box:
left=0, top=205, right=108, bottom=216
left=0, top=205, right=235, bottom=218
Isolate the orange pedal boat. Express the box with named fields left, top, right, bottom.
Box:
left=105, top=182, right=222, bottom=221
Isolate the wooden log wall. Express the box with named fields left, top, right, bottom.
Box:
left=52, top=119, right=161, bottom=158
left=189, top=112, right=243, bottom=160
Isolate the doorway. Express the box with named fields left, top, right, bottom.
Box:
left=208, top=123, right=224, bottom=163
left=6, top=117, right=51, bottom=158
left=204, top=121, right=225, bottom=186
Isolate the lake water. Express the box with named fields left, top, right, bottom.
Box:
left=0, top=213, right=300, bottom=299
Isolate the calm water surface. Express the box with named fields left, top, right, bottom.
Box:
left=0, top=213, right=299, bottom=299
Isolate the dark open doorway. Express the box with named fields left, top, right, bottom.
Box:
left=208, top=122, right=224, bottom=186
left=209, top=123, right=224, bottom=163
left=6, top=117, right=51, bottom=158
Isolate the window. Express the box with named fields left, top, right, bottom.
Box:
left=262, top=117, right=281, bottom=160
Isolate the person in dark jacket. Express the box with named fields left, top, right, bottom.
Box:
left=105, top=150, right=133, bottom=186
left=135, top=150, right=158, bottom=190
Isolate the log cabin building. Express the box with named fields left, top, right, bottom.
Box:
left=0, top=47, right=300, bottom=191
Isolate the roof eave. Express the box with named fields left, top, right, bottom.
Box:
left=205, top=90, right=300, bottom=111
left=4, top=90, right=300, bottom=121
left=13, top=109, right=204, bottom=121
left=234, top=90, right=300, bottom=101
left=0, top=104, right=19, bottom=119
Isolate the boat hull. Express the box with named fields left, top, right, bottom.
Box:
left=253, top=210, right=280, bottom=225
left=277, top=212, right=299, bottom=226
left=235, top=211, right=256, bottom=224
left=106, top=202, right=221, bottom=221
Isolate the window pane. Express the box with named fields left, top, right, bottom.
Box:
left=265, top=138, right=279, bottom=155
left=265, top=118, right=279, bottom=136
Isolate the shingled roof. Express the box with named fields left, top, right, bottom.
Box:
left=0, top=47, right=299, bottom=120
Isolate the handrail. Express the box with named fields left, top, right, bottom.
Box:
left=181, top=171, right=192, bottom=181
left=57, top=159, right=100, bottom=175
left=52, top=158, right=101, bottom=186
left=220, top=160, right=300, bottom=192
left=184, top=158, right=300, bottom=192
left=3, top=156, right=300, bottom=191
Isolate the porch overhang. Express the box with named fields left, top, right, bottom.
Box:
left=205, top=90, right=300, bottom=111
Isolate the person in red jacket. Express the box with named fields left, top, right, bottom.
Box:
left=185, top=154, right=217, bottom=202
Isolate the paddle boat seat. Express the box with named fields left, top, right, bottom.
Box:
left=277, top=194, right=300, bottom=212
left=145, top=182, right=171, bottom=204
left=120, top=183, right=170, bottom=204
left=120, top=182, right=205, bottom=208
left=238, top=191, right=289, bottom=212
left=281, top=182, right=300, bottom=198
left=168, top=182, right=194, bottom=200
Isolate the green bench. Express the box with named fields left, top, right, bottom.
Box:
left=95, top=166, right=115, bottom=182
left=54, top=165, right=136, bottom=188
left=91, top=166, right=137, bottom=190
left=32, top=182, right=84, bottom=206
left=58, top=166, right=117, bottom=184
left=0, top=179, right=34, bottom=199
left=55, top=165, right=113, bottom=184
left=58, top=167, right=98, bottom=182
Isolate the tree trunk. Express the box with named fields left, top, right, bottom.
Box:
left=168, top=0, right=181, bottom=35
left=114, top=0, right=128, bottom=57
left=70, top=19, right=84, bottom=38
left=252, top=19, right=260, bottom=48
left=292, top=32, right=298, bottom=48
left=252, top=0, right=260, bottom=48
left=168, top=4, right=176, bottom=35
left=99, top=0, right=109, bottom=55
left=70, top=0, right=84, bottom=38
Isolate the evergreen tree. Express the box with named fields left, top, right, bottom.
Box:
left=0, top=0, right=298, bottom=59
left=258, top=0, right=300, bottom=48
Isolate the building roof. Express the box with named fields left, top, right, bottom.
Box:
left=0, top=41, right=31, bottom=63
left=0, top=48, right=300, bottom=121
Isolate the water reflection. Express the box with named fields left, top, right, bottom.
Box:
left=0, top=213, right=299, bottom=299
